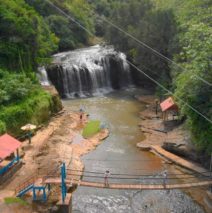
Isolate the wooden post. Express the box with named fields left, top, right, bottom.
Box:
left=32, top=187, right=36, bottom=201
left=28, top=131, right=32, bottom=144
left=43, top=188, right=47, bottom=201
left=210, top=153, right=212, bottom=177
left=16, top=149, right=20, bottom=162
left=48, top=183, right=51, bottom=192
left=163, top=112, right=166, bottom=121
left=210, top=153, right=212, bottom=192
left=57, top=193, right=72, bottom=213
left=155, top=99, right=159, bottom=115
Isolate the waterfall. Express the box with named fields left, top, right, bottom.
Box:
left=46, top=45, right=132, bottom=98
left=37, top=66, right=51, bottom=86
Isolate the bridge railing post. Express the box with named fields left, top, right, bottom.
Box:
left=63, top=162, right=66, bottom=179
left=32, top=186, right=36, bottom=201
left=43, top=188, right=47, bottom=202
left=61, top=162, right=67, bottom=203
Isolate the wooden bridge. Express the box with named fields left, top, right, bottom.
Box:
left=44, top=177, right=212, bottom=190
left=15, top=162, right=212, bottom=204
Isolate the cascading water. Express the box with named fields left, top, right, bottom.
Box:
left=46, top=45, right=132, bottom=98
left=37, top=66, right=51, bottom=86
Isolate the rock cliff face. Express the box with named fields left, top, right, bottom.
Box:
left=46, top=45, right=132, bottom=98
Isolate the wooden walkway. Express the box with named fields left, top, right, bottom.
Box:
left=151, top=145, right=208, bottom=175
left=44, top=178, right=212, bottom=190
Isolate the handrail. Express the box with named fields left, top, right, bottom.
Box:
left=41, top=165, right=60, bottom=182
left=15, top=165, right=60, bottom=195
left=15, top=174, right=38, bottom=194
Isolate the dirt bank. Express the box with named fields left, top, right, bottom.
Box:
left=0, top=110, right=109, bottom=212
left=137, top=95, right=211, bottom=213
left=137, top=95, right=187, bottom=148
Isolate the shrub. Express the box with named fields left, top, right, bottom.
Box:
left=4, top=197, right=28, bottom=206
left=0, top=120, right=6, bottom=134
left=0, top=89, right=60, bottom=136
left=82, top=120, right=101, bottom=138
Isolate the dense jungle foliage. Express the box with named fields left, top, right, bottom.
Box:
left=26, top=0, right=94, bottom=51
left=89, top=0, right=211, bottom=154
left=168, top=0, right=212, bottom=153
left=0, top=0, right=211, bottom=155
left=0, top=0, right=58, bottom=72
left=0, top=0, right=93, bottom=136
left=0, top=69, right=60, bottom=135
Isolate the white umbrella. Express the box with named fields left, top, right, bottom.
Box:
left=21, top=124, right=37, bottom=144
left=21, top=124, right=37, bottom=131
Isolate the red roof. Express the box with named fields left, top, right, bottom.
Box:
left=0, top=134, right=21, bottom=160
left=160, top=97, right=178, bottom=112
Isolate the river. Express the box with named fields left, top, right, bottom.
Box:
left=63, top=88, right=205, bottom=213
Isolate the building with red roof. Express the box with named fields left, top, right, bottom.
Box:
left=160, top=97, right=179, bottom=120
left=0, top=134, right=21, bottom=160
left=0, top=134, right=21, bottom=177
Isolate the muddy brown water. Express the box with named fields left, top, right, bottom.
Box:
left=63, top=88, right=205, bottom=213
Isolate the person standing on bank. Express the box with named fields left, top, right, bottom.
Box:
left=79, top=108, right=83, bottom=121
left=163, top=170, right=167, bottom=189
left=80, top=112, right=83, bottom=121
left=104, top=170, right=110, bottom=187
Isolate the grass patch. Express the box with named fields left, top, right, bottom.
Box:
left=4, top=197, right=28, bottom=206
left=82, top=120, right=101, bottom=138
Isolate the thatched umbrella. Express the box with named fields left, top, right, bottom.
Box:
left=21, top=124, right=37, bottom=144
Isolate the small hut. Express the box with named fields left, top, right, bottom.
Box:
left=160, top=97, right=179, bottom=120
left=0, top=134, right=21, bottom=179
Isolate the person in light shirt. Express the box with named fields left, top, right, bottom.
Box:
left=104, top=170, right=110, bottom=187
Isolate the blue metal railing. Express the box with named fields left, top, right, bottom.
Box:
left=0, top=156, right=20, bottom=175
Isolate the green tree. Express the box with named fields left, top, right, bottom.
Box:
left=173, top=16, right=212, bottom=153
left=105, top=0, right=177, bottom=90
left=0, top=0, right=58, bottom=72
left=153, top=0, right=212, bottom=154
left=26, top=0, right=95, bottom=50
left=46, top=15, right=77, bottom=50
left=101, top=0, right=212, bottom=154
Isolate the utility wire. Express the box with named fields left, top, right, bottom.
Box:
left=45, top=0, right=211, bottom=87
left=78, top=166, right=163, bottom=173
left=30, top=155, right=165, bottom=162
left=45, top=0, right=93, bottom=36
left=65, top=173, right=211, bottom=180
left=82, top=158, right=163, bottom=162
left=127, top=60, right=212, bottom=124
left=67, top=168, right=211, bottom=177
left=43, top=0, right=212, bottom=124
left=79, top=166, right=165, bottom=172
left=79, top=165, right=211, bottom=175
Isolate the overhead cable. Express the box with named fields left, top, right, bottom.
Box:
left=98, top=15, right=212, bottom=87
left=43, top=0, right=212, bottom=124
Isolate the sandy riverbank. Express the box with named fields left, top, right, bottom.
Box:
left=0, top=110, right=109, bottom=212
left=137, top=95, right=211, bottom=213
left=136, top=95, right=188, bottom=148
